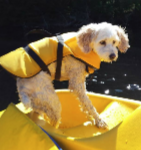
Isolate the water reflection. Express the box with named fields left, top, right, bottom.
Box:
left=115, top=89, right=123, bottom=93
left=107, top=77, right=115, bottom=81
left=105, top=89, right=110, bottom=94
left=126, top=84, right=141, bottom=91
left=100, top=81, right=104, bottom=84
left=92, top=79, right=97, bottom=82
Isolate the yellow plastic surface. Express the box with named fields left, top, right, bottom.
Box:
left=1, top=90, right=141, bottom=150
left=0, top=103, right=59, bottom=150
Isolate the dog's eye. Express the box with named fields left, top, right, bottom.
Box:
left=113, top=40, right=116, bottom=44
left=100, top=41, right=106, bottom=45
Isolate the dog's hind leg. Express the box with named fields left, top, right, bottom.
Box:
left=31, top=89, right=62, bottom=128
left=18, top=92, right=32, bottom=109
left=17, top=71, right=62, bottom=128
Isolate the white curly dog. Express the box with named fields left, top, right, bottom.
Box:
left=17, top=22, right=130, bottom=128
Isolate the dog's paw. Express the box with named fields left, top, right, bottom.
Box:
left=43, top=114, right=61, bottom=128
left=95, top=118, right=108, bottom=129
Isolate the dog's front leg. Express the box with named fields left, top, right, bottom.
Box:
left=69, top=71, right=108, bottom=129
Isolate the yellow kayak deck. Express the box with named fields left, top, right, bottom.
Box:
left=1, top=90, right=141, bottom=150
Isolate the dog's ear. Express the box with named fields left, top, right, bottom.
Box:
left=114, top=26, right=130, bottom=53
left=77, top=24, right=96, bottom=53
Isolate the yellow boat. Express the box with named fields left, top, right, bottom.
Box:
left=0, top=90, right=141, bottom=150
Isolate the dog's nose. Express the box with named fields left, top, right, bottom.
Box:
left=109, top=53, right=116, bottom=60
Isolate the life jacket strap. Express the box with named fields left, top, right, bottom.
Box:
left=70, top=55, right=96, bottom=73
left=55, top=35, right=64, bottom=80
left=86, top=65, right=89, bottom=73
left=24, top=46, right=51, bottom=75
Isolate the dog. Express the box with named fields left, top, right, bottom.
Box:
left=15, top=22, right=129, bottom=129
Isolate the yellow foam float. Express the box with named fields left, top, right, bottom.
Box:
left=1, top=89, right=141, bottom=150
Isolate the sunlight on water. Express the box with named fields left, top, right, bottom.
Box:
left=115, top=89, right=123, bottom=93
left=107, top=77, right=115, bottom=81
left=126, top=84, right=141, bottom=91
left=92, top=79, right=97, bottom=82
left=100, top=81, right=105, bottom=84
left=105, top=89, right=109, bottom=94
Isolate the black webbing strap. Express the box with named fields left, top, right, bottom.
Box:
left=55, top=35, right=64, bottom=80
left=24, top=46, right=51, bottom=75
left=86, top=65, right=89, bottom=73
left=70, top=55, right=95, bottom=74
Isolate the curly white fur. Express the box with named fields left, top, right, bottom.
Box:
left=17, top=22, right=130, bottom=128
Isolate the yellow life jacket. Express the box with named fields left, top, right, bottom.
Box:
left=0, top=33, right=101, bottom=78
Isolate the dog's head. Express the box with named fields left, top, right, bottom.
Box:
left=77, top=22, right=130, bottom=62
